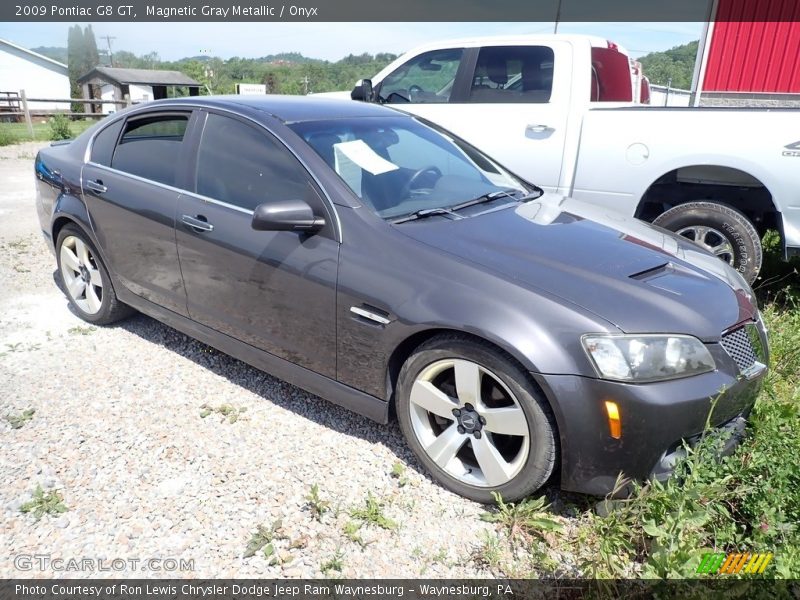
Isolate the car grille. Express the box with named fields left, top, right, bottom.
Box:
left=720, top=325, right=759, bottom=373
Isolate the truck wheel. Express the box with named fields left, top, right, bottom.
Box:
left=653, top=202, right=762, bottom=284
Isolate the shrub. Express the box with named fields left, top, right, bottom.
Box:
left=48, top=114, right=72, bottom=141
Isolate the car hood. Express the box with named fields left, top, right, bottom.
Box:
left=396, top=193, right=756, bottom=341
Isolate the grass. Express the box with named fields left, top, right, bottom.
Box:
left=491, top=232, right=800, bottom=579
left=0, top=118, right=97, bottom=145
left=320, top=549, right=345, bottom=575
left=20, top=485, right=67, bottom=520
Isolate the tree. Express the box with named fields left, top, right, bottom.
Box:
left=639, top=41, right=699, bottom=90
left=67, top=25, right=84, bottom=110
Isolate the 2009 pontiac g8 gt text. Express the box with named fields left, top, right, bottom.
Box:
left=35, top=96, right=768, bottom=501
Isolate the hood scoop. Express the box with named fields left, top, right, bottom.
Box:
left=629, top=262, right=671, bottom=280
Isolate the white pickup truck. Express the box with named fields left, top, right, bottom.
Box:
left=332, top=34, right=800, bottom=282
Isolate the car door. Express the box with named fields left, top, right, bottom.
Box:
left=377, top=43, right=572, bottom=193
left=82, top=110, right=195, bottom=316
left=175, top=110, right=339, bottom=378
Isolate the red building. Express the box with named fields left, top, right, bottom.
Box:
left=694, top=0, right=800, bottom=106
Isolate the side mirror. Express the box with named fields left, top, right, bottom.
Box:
left=251, top=200, right=325, bottom=233
left=351, top=78, right=374, bottom=102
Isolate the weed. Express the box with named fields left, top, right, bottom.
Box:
left=48, top=114, right=72, bottom=141
left=350, top=492, right=397, bottom=530
left=199, top=403, right=247, bottom=423
left=390, top=461, right=409, bottom=487
left=320, top=549, right=344, bottom=575
left=480, top=492, right=563, bottom=544
left=306, top=483, right=330, bottom=522
left=343, top=521, right=366, bottom=547
left=20, top=485, right=67, bottom=520
left=68, top=325, right=97, bottom=336
left=243, top=519, right=284, bottom=558
left=6, top=408, right=35, bottom=429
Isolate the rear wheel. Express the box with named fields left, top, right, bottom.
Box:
left=653, top=201, right=762, bottom=283
left=56, top=224, right=133, bottom=325
left=396, top=335, right=557, bottom=502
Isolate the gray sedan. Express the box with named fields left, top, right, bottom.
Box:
left=34, top=96, right=768, bottom=501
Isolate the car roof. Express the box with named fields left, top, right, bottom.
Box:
left=160, top=94, right=400, bottom=123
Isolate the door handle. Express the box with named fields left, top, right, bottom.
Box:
left=85, top=179, right=107, bottom=193
left=181, top=214, right=214, bottom=232
left=526, top=124, right=554, bottom=133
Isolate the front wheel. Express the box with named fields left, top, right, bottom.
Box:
left=652, top=201, right=762, bottom=284
left=396, top=335, right=557, bottom=502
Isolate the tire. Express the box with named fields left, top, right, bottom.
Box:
left=652, top=201, right=762, bottom=284
left=56, top=224, right=134, bottom=325
left=396, top=335, right=557, bottom=503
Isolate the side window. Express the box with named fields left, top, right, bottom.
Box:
left=195, top=113, right=318, bottom=212
left=90, top=119, right=123, bottom=166
left=111, top=114, right=189, bottom=186
left=379, top=49, right=463, bottom=104
left=469, top=46, right=554, bottom=103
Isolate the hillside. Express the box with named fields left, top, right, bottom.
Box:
left=638, top=41, right=699, bottom=90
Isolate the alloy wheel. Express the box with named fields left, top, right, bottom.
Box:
left=675, top=225, right=735, bottom=266
left=60, top=235, right=104, bottom=314
left=408, top=358, right=530, bottom=487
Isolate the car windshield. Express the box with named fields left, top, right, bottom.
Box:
left=289, top=116, right=532, bottom=220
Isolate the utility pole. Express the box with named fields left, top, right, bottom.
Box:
left=300, top=75, right=310, bottom=95
left=100, top=35, right=116, bottom=66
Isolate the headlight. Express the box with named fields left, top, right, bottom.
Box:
left=582, top=334, right=716, bottom=382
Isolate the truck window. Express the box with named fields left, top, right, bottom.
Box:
left=468, top=46, right=554, bottom=103
left=378, top=49, right=463, bottom=104
left=590, top=47, right=633, bottom=102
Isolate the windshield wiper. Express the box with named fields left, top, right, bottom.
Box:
left=448, top=186, right=542, bottom=213
left=391, top=207, right=463, bottom=224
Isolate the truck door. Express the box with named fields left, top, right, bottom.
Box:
left=375, top=42, right=572, bottom=194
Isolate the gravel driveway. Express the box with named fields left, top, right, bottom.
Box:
left=0, top=141, right=522, bottom=579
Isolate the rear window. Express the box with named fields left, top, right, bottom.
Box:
left=469, top=46, right=554, bottom=103
left=590, top=47, right=633, bottom=102
left=111, top=114, right=189, bottom=186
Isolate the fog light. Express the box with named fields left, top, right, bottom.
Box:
left=604, top=400, right=621, bottom=439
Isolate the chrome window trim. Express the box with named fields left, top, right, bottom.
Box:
left=83, top=101, right=343, bottom=243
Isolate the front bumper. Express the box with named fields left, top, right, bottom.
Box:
left=533, top=333, right=767, bottom=496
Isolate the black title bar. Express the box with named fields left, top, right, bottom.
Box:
left=5, top=0, right=796, bottom=22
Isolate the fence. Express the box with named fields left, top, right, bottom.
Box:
left=0, top=89, right=135, bottom=135
left=649, top=84, right=692, bottom=107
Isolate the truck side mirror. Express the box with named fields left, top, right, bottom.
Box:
left=351, top=79, right=374, bottom=102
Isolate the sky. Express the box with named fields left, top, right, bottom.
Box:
left=0, top=21, right=703, bottom=61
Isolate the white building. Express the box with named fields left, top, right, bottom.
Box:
left=0, top=38, right=70, bottom=112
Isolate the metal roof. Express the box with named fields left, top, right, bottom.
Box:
left=0, top=38, right=68, bottom=72
left=77, top=67, right=201, bottom=86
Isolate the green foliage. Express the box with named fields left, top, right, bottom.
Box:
left=6, top=408, right=35, bottom=429
left=480, top=492, right=563, bottom=543
left=638, top=41, right=699, bottom=90
left=320, top=549, right=345, bottom=574
left=243, top=519, right=284, bottom=558
left=0, top=127, right=17, bottom=146
left=305, top=483, right=330, bottom=522
left=350, top=492, right=397, bottom=530
left=199, top=403, right=246, bottom=423
left=20, top=485, right=68, bottom=520
left=48, top=114, right=72, bottom=140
